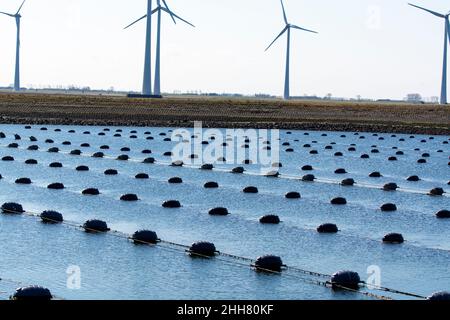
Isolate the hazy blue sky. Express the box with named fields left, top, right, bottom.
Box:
left=0, top=0, right=448, bottom=99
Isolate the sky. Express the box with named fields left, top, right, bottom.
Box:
left=0, top=0, right=449, bottom=100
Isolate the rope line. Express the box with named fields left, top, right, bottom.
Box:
left=0, top=206, right=428, bottom=300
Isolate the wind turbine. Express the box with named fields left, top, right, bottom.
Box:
left=1, top=0, right=26, bottom=91
left=124, top=0, right=154, bottom=96
left=409, top=3, right=450, bottom=105
left=125, top=0, right=194, bottom=97
left=265, top=0, right=317, bottom=100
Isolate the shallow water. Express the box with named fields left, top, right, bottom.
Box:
left=0, top=124, right=448, bottom=300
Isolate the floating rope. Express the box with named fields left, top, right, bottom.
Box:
left=0, top=206, right=429, bottom=300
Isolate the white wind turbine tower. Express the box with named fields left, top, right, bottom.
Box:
left=124, top=0, right=154, bottom=96
left=409, top=3, right=450, bottom=105
left=1, top=0, right=26, bottom=92
left=125, top=0, right=194, bottom=97
left=265, top=0, right=317, bottom=100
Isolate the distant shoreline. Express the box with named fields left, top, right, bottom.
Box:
left=0, top=93, right=449, bottom=135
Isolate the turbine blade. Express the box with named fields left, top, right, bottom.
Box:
left=290, top=24, right=318, bottom=34
left=16, top=0, right=25, bottom=15
left=124, top=14, right=148, bottom=30
left=0, top=11, right=15, bottom=17
left=160, top=7, right=195, bottom=27
left=265, top=26, right=288, bottom=51
left=280, top=0, right=288, bottom=24
left=408, top=3, right=445, bottom=18
left=162, top=0, right=177, bottom=24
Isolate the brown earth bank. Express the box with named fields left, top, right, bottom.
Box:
left=0, top=92, right=449, bottom=135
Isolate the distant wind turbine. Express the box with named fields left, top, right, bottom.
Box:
left=265, top=0, right=317, bottom=100
left=125, top=0, right=194, bottom=97
left=409, top=3, right=450, bottom=105
left=1, top=0, right=26, bottom=91
left=124, top=0, right=154, bottom=96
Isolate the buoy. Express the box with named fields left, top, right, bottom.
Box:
left=120, top=194, right=139, bottom=201
left=243, top=186, right=259, bottom=194
left=8, top=143, right=19, bottom=148
left=429, top=188, right=445, bottom=196
left=0, top=132, right=5, bottom=138
left=76, top=165, right=89, bottom=171
left=369, top=172, right=382, bottom=178
left=381, top=203, right=397, bottom=212
left=201, top=164, right=214, bottom=170
left=28, top=145, right=39, bottom=151
left=302, top=174, right=315, bottom=182
left=396, top=151, right=404, bottom=155
left=325, top=145, right=333, bottom=150
left=171, top=160, right=183, bottom=167
left=335, top=168, right=347, bottom=174
left=259, top=215, right=281, bottom=224
left=62, top=141, right=71, bottom=145
left=285, top=192, right=301, bottom=199
left=143, top=157, right=155, bottom=164
left=428, top=291, right=450, bottom=301
left=117, top=155, right=129, bottom=161
left=272, top=162, right=283, bottom=168
left=100, top=145, right=110, bottom=150
left=14, top=134, right=21, bottom=140
left=436, top=210, right=450, bottom=219
left=371, top=149, right=380, bottom=154
left=417, top=158, right=427, bottom=164
left=10, top=286, right=53, bottom=301
left=2, top=156, right=14, bottom=161
left=83, top=219, right=110, bottom=233
left=40, top=210, right=63, bottom=224
left=204, top=182, right=219, bottom=189
left=334, top=152, right=344, bottom=157
left=310, top=150, right=319, bottom=155
left=388, top=156, right=397, bottom=161
left=142, top=149, right=152, bottom=154
left=209, top=207, right=229, bottom=216
left=407, top=175, right=420, bottom=182
left=168, top=177, right=183, bottom=184
left=232, top=167, right=245, bottom=174
left=1, top=202, right=24, bottom=214
left=15, top=178, right=32, bottom=185
left=188, top=242, right=217, bottom=257
left=361, top=154, right=370, bottom=159
left=131, top=230, right=159, bottom=245
left=121, top=147, right=131, bottom=152
left=301, top=165, right=313, bottom=171
left=348, top=147, right=356, bottom=152
left=383, top=183, right=398, bottom=191
left=135, top=173, right=149, bottom=179
left=80, top=143, right=90, bottom=148
left=70, top=149, right=82, bottom=155
left=317, top=223, right=339, bottom=233
left=47, top=183, right=65, bottom=190
left=341, top=178, right=355, bottom=186
left=265, top=171, right=280, bottom=178
left=82, top=188, right=100, bottom=196
left=104, top=169, right=118, bottom=175
left=285, top=148, right=294, bottom=153
left=92, top=152, right=104, bottom=158
left=331, top=197, right=347, bottom=205
left=48, top=147, right=59, bottom=153
left=162, top=200, right=181, bottom=208
left=25, top=159, right=38, bottom=165
left=330, top=271, right=361, bottom=290
left=163, top=151, right=173, bottom=156
left=49, top=162, right=63, bottom=168
left=382, top=233, right=404, bottom=244
left=253, top=255, right=285, bottom=273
